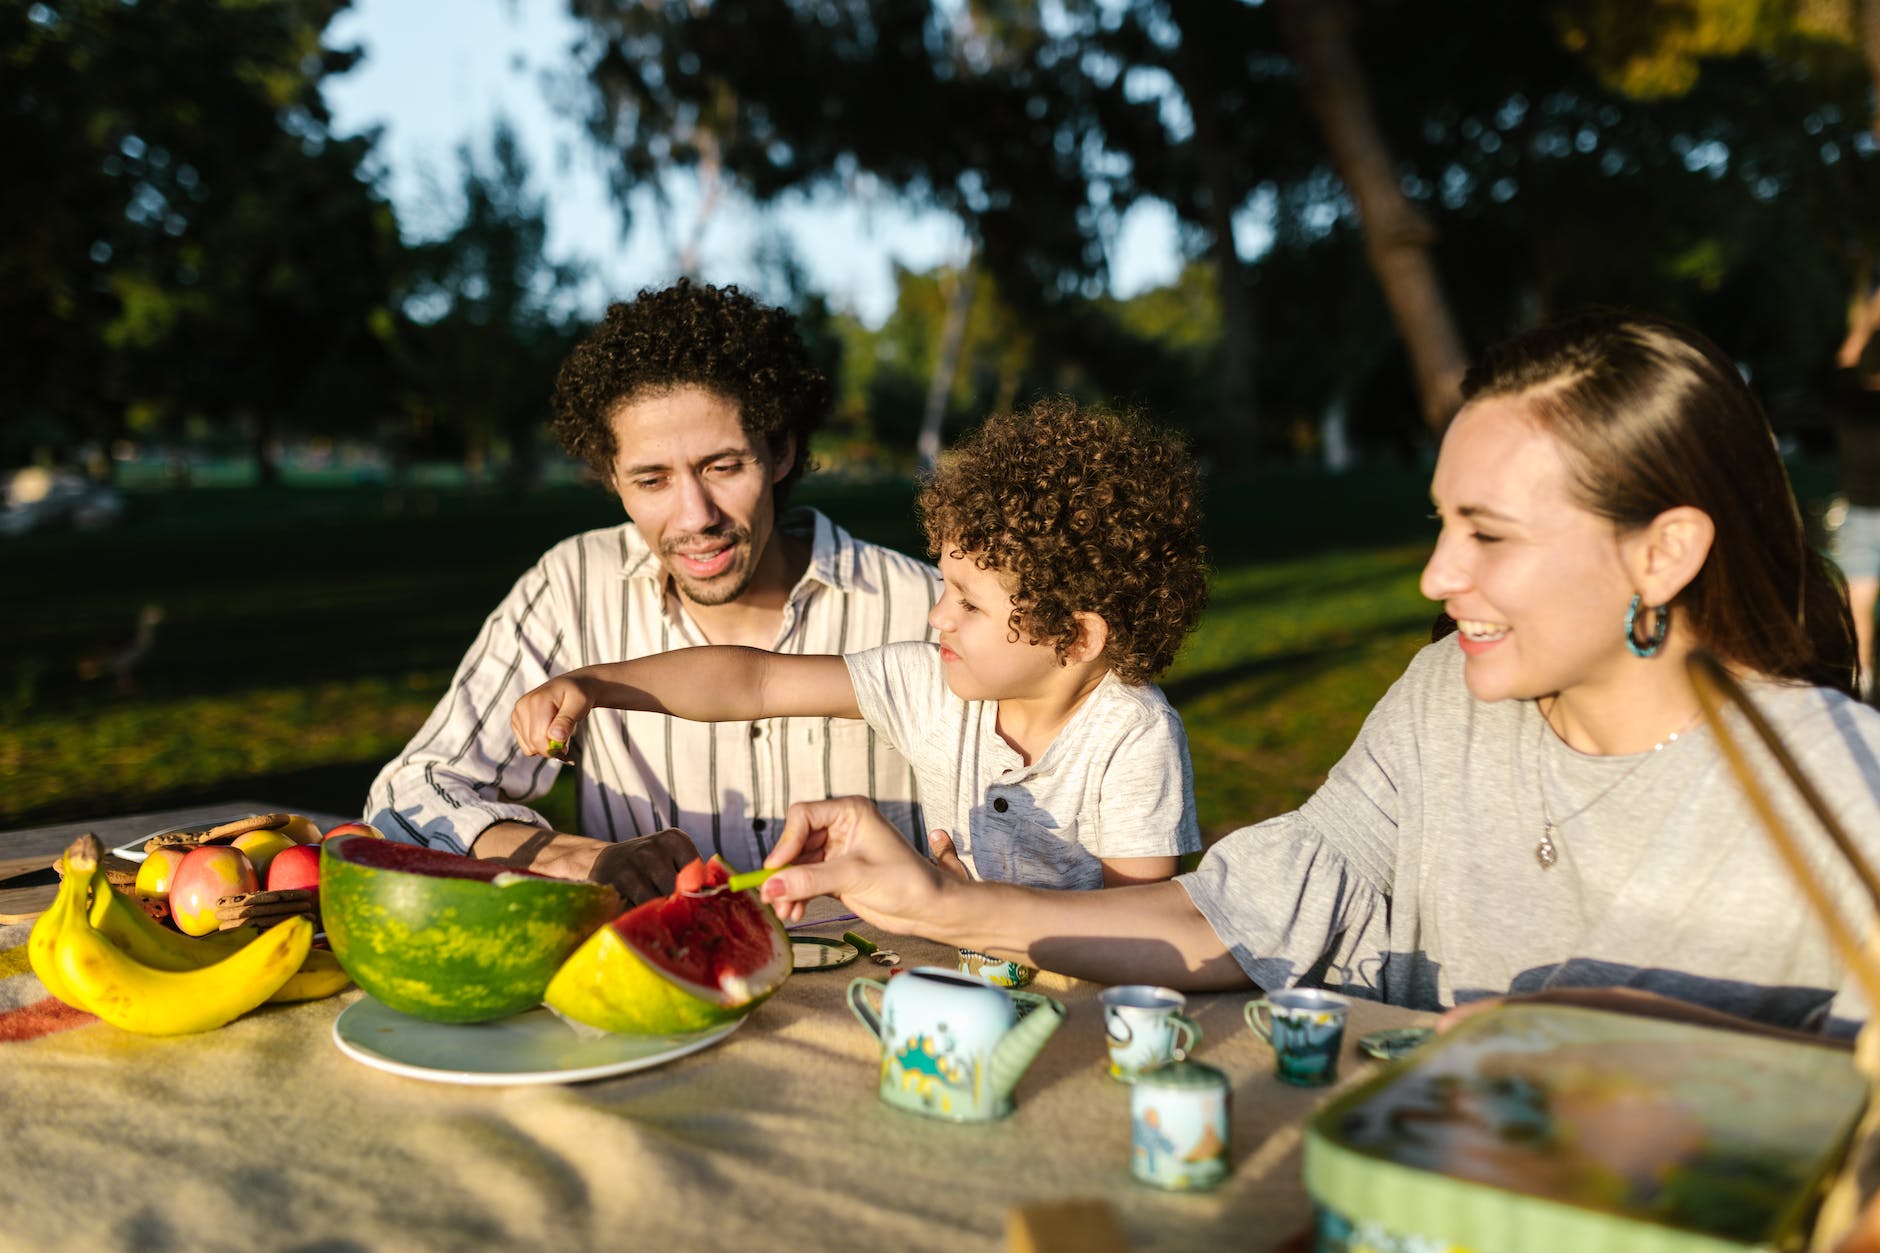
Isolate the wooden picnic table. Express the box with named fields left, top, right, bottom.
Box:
left=0, top=801, right=1433, bottom=1252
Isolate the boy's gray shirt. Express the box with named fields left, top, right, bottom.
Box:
left=1182, top=640, right=1880, bottom=1034
left=847, top=640, right=1201, bottom=889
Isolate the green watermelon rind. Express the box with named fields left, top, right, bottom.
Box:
left=320, top=836, right=620, bottom=1024
left=542, top=892, right=791, bottom=1035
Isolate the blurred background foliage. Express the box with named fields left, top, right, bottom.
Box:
left=2, top=0, right=1875, bottom=829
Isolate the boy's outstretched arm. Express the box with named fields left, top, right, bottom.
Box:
left=511, top=647, right=861, bottom=758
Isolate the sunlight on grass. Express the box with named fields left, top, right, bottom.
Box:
left=1167, top=543, right=1435, bottom=840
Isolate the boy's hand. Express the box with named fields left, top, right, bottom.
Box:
left=928, top=830, right=972, bottom=882
left=512, top=675, right=595, bottom=759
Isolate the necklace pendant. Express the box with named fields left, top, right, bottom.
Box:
left=1536, top=824, right=1559, bottom=870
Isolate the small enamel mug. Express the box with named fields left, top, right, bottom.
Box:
left=848, top=967, right=1065, bottom=1122
left=1244, top=988, right=1348, bottom=1087
left=1130, top=1059, right=1231, bottom=1191
left=1101, top=985, right=1201, bottom=1083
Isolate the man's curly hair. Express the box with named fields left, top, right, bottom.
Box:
left=918, top=398, right=1210, bottom=686
left=551, top=279, right=830, bottom=507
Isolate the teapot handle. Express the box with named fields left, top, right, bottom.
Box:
left=847, top=977, right=888, bottom=1041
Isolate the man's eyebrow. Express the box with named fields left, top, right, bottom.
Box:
left=619, top=448, right=750, bottom=477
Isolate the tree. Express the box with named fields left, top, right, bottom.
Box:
left=398, top=121, right=586, bottom=486
left=1273, top=0, right=1467, bottom=435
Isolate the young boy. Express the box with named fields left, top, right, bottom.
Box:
left=512, top=397, right=1212, bottom=890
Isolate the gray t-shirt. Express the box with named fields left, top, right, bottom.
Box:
left=847, top=640, right=1201, bottom=889
left=1180, top=640, right=1880, bottom=1034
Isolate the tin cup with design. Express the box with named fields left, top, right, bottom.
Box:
left=848, top=967, right=1064, bottom=1122
left=1245, top=988, right=1348, bottom=1086
left=1101, top=984, right=1201, bottom=1083
left=1130, top=1059, right=1231, bottom=1191
left=958, top=947, right=1037, bottom=988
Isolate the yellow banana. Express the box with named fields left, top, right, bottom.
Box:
left=88, top=882, right=260, bottom=972
left=55, top=839, right=312, bottom=1036
left=267, top=947, right=353, bottom=1003
left=28, top=854, right=88, bottom=1011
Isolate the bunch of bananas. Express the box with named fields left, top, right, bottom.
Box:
left=28, top=834, right=352, bottom=1036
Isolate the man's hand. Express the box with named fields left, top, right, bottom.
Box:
left=587, top=828, right=700, bottom=905
left=759, top=796, right=951, bottom=932
left=512, top=673, right=596, bottom=758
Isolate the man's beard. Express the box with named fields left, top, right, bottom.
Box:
left=661, top=526, right=758, bottom=606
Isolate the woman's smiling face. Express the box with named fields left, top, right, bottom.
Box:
left=1419, top=396, right=1639, bottom=706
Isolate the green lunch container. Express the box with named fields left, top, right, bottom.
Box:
left=1304, top=1004, right=1867, bottom=1253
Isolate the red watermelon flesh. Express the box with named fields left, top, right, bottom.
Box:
left=672, top=855, right=730, bottom=896
left=333, top=837, right=558, bottom=882
left=617, top=867, right=779, bottom=996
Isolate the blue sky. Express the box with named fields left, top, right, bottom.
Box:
left=319, top=0, right=1183, bottom=327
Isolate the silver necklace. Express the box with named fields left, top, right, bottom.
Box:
left=1534, top=710, right=1700, bottom=869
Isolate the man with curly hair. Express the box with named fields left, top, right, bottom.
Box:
left=365, top=280, right=942, bottom=899
left=513, top=397, right=1211, bottom=899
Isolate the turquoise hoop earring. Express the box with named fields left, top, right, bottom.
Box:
left=1625, top=594, right=1670, bottom=659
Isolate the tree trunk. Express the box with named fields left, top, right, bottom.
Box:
left=918, top=260, right=976, bottom=473
left=1170, top=4, right=1260, bottom=473
left=1275, top=0, right=1468, bottom=437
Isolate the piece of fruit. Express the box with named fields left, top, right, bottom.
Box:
left=320, top=821, right=385, bottom=843
left=134, top=846, right=191, bottom=902
left=29, top=856, right=87, bottom=1008
left=266, top=947, right=352, bottom=1003
left=170, top=845, right=260, bottom=937
left=231, top=828, right=296, bottom=881
left=544, top=856, right=791, bottom=1035
left=320, top=836, right=619, bottom=1023
left=51, top=837, right=312, bottom=1035
left=89, top=882, right=259, bottom=971
left=267, top=842, right=322, bottom=893
left=274, top=815, right=323, bottom=844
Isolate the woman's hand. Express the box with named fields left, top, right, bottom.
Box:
left=760, top=796, right=954, bottom=932
left=511, top=672, right=597, bottom=758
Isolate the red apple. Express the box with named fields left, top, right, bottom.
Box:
left=267, top=842, right=322, bottom=893
left=321, top=821, right=385, bottom=842
left=170, top=845, right=258, bottom=937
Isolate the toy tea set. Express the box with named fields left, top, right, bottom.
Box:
left=845, top=952, right=1362, bottom=1193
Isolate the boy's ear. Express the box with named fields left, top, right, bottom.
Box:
left=1064, top=611, right=1109, bottom=666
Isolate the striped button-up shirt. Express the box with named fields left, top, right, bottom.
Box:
left=365, top=508, right=941, bottom=870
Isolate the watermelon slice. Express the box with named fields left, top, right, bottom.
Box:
left=544, top=857, right=791, bottom=1034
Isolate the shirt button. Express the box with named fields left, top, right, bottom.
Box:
left=749, top=724, right=762, bottom=739
left=753, top=819, right=767, bottom=833
left=993, top=797, right=1008, bottom=813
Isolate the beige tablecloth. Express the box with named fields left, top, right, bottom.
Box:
left=0, top=907, right=1431, bottom=1252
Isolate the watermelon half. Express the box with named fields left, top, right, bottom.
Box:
left=543, top=857, right=791, bottom=1035
left=321, top=836, right=620, bottom=1023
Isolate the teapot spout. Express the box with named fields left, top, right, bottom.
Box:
left=989, top=992, right=1066, bottom=1100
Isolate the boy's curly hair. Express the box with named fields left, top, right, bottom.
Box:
left=550, top=279, right=830, bottom=507
left=918, top=398, right=1210, bottom=686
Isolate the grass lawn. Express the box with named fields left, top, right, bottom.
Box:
left=1, top=457, right=1838, bottom=841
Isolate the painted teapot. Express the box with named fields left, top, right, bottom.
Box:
left=848, top=967, right=1065, bottom=1121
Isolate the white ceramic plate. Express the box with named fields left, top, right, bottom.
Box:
left=112, top=820, right=221, bottom=864
left=332, top=996, right=743, bottom=1085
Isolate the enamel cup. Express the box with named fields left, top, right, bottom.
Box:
left=849, top=967, right=1065, bottom=1122
left=1245, top=988, right=1348, bottom=1086
left=1102, top=985, right=1201, bottom=1082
